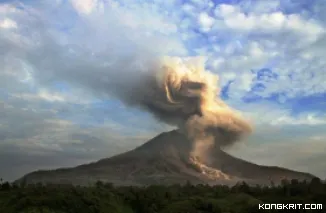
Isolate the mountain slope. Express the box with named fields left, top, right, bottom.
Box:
left=16, top=130, right=315, bottom=186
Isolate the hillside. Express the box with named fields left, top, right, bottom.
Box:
left=16, top=130, right=315, bottom=186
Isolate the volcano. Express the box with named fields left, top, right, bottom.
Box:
left=16, top=130, right=315, bottom=186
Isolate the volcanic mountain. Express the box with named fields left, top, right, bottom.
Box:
left=16, top=130, right=315, bottom=186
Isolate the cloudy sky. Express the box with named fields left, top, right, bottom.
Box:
left=1, top=0, right=326, bottom=181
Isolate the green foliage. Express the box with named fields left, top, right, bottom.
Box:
left=0, top=178, right=325, bottom=213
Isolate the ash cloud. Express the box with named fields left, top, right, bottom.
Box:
left=133, top=57, right=253, bottom=143
left=136, top=57, right=253, bottom=159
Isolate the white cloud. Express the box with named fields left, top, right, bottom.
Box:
left=227, top=73, right=255, bottom=98
left=0, top=18, right=17, bottom=29
left=214, top=4, right=324, bottom=37
left=215, top=4, right=239, bottom=17
left=70, top=0, right=98, bottom=15
left=204, top=2, right=326, bottom=106
left=229, top=100, right=326, bottom=127
left=38, top=90, right=65, bottom=102
left=198, top=12, right=215, bottom=32
left=211, top=57, right=225, bottom=69
left=271, top=113, right=326, bottom=126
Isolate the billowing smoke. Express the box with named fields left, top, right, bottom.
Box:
left=116, top=56, right=253, bottom=159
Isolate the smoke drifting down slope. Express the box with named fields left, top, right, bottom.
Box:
left=115, top=56, right=252, bottom=176
left=124, top=56, right=252, bottom=142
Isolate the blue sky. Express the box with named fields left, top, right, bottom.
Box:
left=0, top=0, right=326, bottom=181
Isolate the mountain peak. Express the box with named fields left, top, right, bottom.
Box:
left=16, top=130, right=316, bottom=186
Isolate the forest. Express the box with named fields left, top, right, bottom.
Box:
left=0, top=178, right=325, bottom=213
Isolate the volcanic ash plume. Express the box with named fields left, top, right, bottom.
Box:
left=127, top=56, right=252, bottom=161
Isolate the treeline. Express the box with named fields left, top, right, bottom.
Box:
left=0, top=178, right=325, bottom=213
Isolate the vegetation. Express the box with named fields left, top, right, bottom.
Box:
left=0, top=178, right=325, bottom=212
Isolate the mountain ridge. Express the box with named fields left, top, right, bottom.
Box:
left=15, top=130, right=316, bottom=186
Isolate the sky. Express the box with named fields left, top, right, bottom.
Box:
left=0, top=0, right=325, bottom=181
